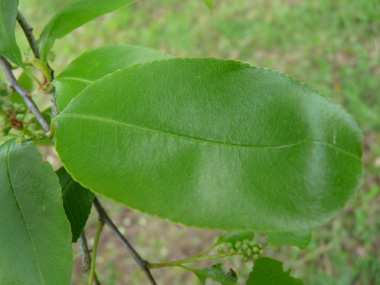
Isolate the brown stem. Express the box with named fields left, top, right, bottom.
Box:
left=16, top=11, right=40, bottom=59
left=93, top=197, right=157, bottom=285
left=17, top=10, right=59, bottom=117
left=79, top=232, right=101, bottom=285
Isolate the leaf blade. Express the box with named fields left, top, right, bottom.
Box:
left=266, top=230, right=311, bottom=250
left=57, top=166, right=94, bottom=242
left=183, top=264, right=237, bottom=285
left=55, top=57, right=363, bottom=231
left=0, top=140, right=72, bottom=284
left=247, top=257, right=303, bottom=285
left=38, top=0, right=137, bottom=62
left=54, top=45, right=172, bottom=110
left=0, top=0, right=23, bottom=66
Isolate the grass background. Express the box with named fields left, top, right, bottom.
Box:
left=4, top=0, right=380, bottom=284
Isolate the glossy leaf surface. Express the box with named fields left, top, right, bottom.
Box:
left=183, top=264, right=237, bottom=285
left=247, top=257, right=303, bottom=285
left=266, top=230, right=311, bottom=250
left=54, top=45, right=171, bottom=110
left=39, top=0, right=137, bottom=62
left=0, top=140, right=72, bottom=284
left=0, top=0, right=23, bottom=66
left=55, top=58, right=363, bottom=231
left=57, top=166, right=94, bottom=242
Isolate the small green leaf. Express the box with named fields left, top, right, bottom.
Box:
left=55, top=58, right=363, bottom=232
left=57, top=166, right=95, bottom=242
left=215, top=231, right=254, bottom=246
left=0, top=140, right=72, bottom=284
left=0, top=0, right=23, bottom=66
left=39, top=0, right=138, bottom=62
left=54, top=45, right=172, bottom=110
left=247, top=257, right=303, bottom=285
left=183, top=264, right=237, bottom=285
left=203, top=0, right=214, bottom=11
left=266, top=230, right=311, bottom=250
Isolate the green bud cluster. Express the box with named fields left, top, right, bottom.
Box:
left=217, top=240, right=264, bottom=263
left=0, top=91, right=47, bottom=145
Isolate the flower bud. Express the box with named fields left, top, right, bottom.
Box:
left=25, top=113, right=37, bottom=123
left=16, top=114, right=24, bottom=121
left=252, top=246, right=259, bottom=253
left=16, top=137, right=27, bottom=146
left=217, top=246, right=225, bottom=254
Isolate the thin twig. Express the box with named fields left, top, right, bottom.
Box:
left=89, top=221, right=105, bottom=285
left=79, top=232, right=101, bottom=285
left=49, top=88, right=60, bottom=116
left=17, top=10, right=59, bottom=117
left=0, top=55, right=50, bottom=131
left=16, top=11, right=40, bottom=59
left=79, top=232, right=92, bottom=272
left=93, top=197, right=157, bottom=285
left=148, top=254, right=228, bottom=269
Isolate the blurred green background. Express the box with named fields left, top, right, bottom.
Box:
left=6, top=0, right=380, bottom=284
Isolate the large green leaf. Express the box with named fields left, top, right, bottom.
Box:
left=246, top=257, right=303, bottom=285
left=57, top=166, right=94, bottom=242
left=266, top=230, right=311, bottom=250
left=54, top=45, right=172, bottom=110
left=55, top=58, right=363, bottom=231
left=38, top=0, right=137, bottom=62
left=0, top=0, right=23, bottom=66
left=0, top=140, right=72, bottom=284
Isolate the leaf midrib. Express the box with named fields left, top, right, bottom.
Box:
left=5, top=144, right=45, bottom=285
left=57, top=113, right=360, bottom=161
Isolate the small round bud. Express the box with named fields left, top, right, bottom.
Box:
left=228, top=248, right=236, bottom=255
left=258, top=249, right=264, bottom=256
left=35, top=130, right=46, bottom=136
left=24, top=134, right=34, bottom=140
left=250, top=241, right=256, bottom=247
left=252, top=246, right=259, bottom=253
left=28, top=123, right=37, bottom=131
left=234, top=241, right=242, bottom=249
left=2, top=103, right=13, bottom=113
left=246, top=248, right=252, bottom=256
left=16, top=113, right=24, bottom=121
left=14, top=103, right=26, bottom=113
left=237, top=249, right=243, bottom=255
left=16, top=137, right=27, bottom=146
left=217, top=246, right=225, bottom=254
left=242, top=243, right=249, bottom=250
left=252, top=254, right=259, bottom=260
left=226, top=243, right=233, bottom=249
left=25, top=113, right=37, bottom=123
